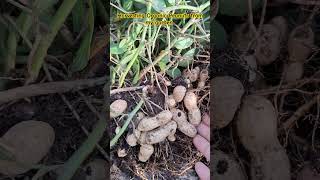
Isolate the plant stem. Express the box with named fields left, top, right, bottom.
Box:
left=139, top=18, right=200, bottom=79
left=110, top=99, right=144, bottom=148
left=27, top=0, right=78, bottom=83
left=6, top=0, right=32, bottom=14
left=117, top=0, right=152, bottom=87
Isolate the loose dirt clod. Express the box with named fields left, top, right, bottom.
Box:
left=117, top=148, right=127, bottom=157
left=0, top=120, right=55, bottom=175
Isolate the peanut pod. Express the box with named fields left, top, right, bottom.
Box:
left=237, top=95, right=290, bottom=180
left=137, top=110, right=173, bottom=131
left=138, top=144, right=154, bottom=162
left=171, top=109, right=197, bottom=137
left=143, top=121, right=177, bottom=145
left=212, top=76, right=244, bottom=129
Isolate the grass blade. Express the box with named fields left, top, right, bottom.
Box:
left=72, top=0, right=85, bottom=33
left=57, top=116, right=106, bottom=180
left=70, top=0, right=95, bottom=72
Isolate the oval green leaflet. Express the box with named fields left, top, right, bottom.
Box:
left=111, top=42, right=127, bottom=55
left=167, top=0, right=176, bottom=6
left=167, top=67, right=181, bottom=79
left=120, top=48, right=138, bottom=66
left=178, top=48, right=196, bottom=67
left=122, top=0, right=133, bottom=11
left=132, top=59, right=140, bottom=85
left=174, top=37, right=194, bottom=50
left=152, top=0, right=167, bottom=12
left=158, top=54, right=169, bottom=71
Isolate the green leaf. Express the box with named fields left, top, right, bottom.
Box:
left=212, top=20, right=228, bottom=49
left=110, top=43, right=126, bottom=55
left=70, top=0, right=94, bottom=72
left=219, top=0, right=262, bottom=16
left=174, top=37, right=194, bottom=49
left=179, top=48, right=195, bottom=67
left=167, top=68, right=181, bottom=79
left=34, top=0, right=59, bottom=12
left=122, top=0, right=133, bottom=11
left=158, top=61, right=166, bottom=71
left=167, top=0, right=176, bottom=6
left=132, top=60, right=140, bottom=85
left=152, top=0, right=167, bottom=12
left=72, top=0, right=85, bottom=33
left=120, top=49, right=137, bottom=65
left=132, top=23, right=143, bottom=38
left=157, top=55, right=169, bottom=71
left=119, top=39, right=129, bottom=49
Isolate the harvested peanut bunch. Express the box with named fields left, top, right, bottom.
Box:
left=121, top=110, right=178, bottom=162
left=119, top=66, right=208, bottom=162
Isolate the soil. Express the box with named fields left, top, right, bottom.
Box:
left=0, top=86, right=105, bottom=180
